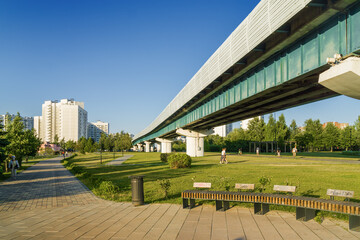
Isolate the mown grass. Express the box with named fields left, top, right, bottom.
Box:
left=64, top=151, right=360, bottom=220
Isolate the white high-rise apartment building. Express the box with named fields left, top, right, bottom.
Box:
left=0, top=114, right=33, bottom=131
left=33, top=116, right=42, bottom=138
left=213, top=123, right=233, bottom=137
left=38, top=99, right=88, bottom=142
left=87, top=121, right=109, bottom=142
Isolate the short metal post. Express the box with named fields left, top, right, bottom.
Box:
left=128, top=175, right=144, bottom=206
left=349, top=215, right=360, bottom=232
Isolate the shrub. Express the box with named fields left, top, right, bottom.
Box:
left=160, top=153, right=171, bottom=163
left=97, top=181, right=119, bottom=194
left=158, top=179, right=171, bottom=198
left=259, top=176, right=271, bottom=192
left=167, top=153, right=191, bottom=169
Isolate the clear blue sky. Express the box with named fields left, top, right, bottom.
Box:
left=1, top=0, right=359, bottom=135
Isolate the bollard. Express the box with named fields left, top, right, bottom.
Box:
left=129, top=175, right=145, bottom=206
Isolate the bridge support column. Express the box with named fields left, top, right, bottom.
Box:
left=156, top=143, right=161, bottom=152
left=155, top=138, right=172, bottom=153
left=176, top=128, right=214, bottom=157
left=144, top=141, right=151, bottom=152
left=136, top=143, right=143, bottom=152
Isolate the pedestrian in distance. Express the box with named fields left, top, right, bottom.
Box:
left=276, top=148, right=281, bottom=157
left=9, top=156, right=20, bottom=179
left=256, top=147, right=260, bottom=156
left=238, top=148, right=242, bottom=155
left=220, top=148, right=227, bottom=164
left=292, top=146, right=298, bottom=158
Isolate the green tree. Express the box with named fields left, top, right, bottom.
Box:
left=247, top=117, right=265, bottom=142
left=84, top=138, right=96, bottom=153
left=289, top=120, right=300, bottom=141
left=264, top=114, right=276, bottom=142
left=5, top=115, right=27, bottom=164
left=322, top=123, right=340, bottom=152
left=275, top=114, right=289, bottom=148
left=22, top=129, right=42, bottom=162
left=76, top=137, right=87, bottom=154
left=340, top=126, right=354, bottom=151
left=65, top=140, right=76, bottom=151
left=104, top=134, right=114, bottom=152
left=116, top=131, right=133, bottom=156
left=0, top=119, right=9, bottom=174
left=226, top=128, right=248, bottom=141
left=304, top=119, right=323, bottom=151
left=59, top=138, right=66, bottom=150
left=99, top=133, right=107, bottom=152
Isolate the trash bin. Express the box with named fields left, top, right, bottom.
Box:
left=129, top=175, right=144, bottom=206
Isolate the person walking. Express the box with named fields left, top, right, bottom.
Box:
left=256, top=147, right=260, bottom=156
left=220, top=148, right=227, bottom=164
left=292, top=146, right=298, bottom=158
left=9, top=156, right=20, bottom=179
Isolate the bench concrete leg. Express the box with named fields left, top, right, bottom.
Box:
left=296, top=207, right=315, bottom=221
left=216, top=200, right=222, bottom=211
left=223, top=201, right=230, bottom=211
left=254, top=203, right=269, bottom=215
left=349, top=215, right=360, bottom=232
left=189, top=199, right=195, bottom=209
left=182, top=198, right=188, bottom=209
left=183, top=198, right=195, bottom=209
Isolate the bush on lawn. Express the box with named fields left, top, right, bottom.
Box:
left=167, top=153, right=191, bottom=169
left=160, top=153, right=172, bottom=163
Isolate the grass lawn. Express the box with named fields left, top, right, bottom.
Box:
left=64, top=152, right=360, bottom=208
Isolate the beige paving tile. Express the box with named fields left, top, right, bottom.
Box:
left=238, top=208, right=264, bottom=240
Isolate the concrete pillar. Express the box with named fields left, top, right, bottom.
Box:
left=176, top=128, right=213, bottom=157
left=144, top=141, right=151, bottom=152
left=150, top=146, right=154, bottom=152
left=136, top=143, right=143, bottom=152
left=155, top=138, right=172, bottom=153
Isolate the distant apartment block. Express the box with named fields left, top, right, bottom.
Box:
left=35, top=99, right=88, bottom=142
left=87, top=121, right=109, bottom=142
left=322, top=122, right=349, bottom=130
left=0, top=114, right=33, bottom=131
left=213, top=124, right=233, bottom=137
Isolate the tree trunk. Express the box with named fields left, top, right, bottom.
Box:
left=26, top=156, right=29, bottom=163
left=331, top=146, right=333, bottom=152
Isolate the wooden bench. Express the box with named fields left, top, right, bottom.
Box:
left=182, top=186, right=360, bottom=231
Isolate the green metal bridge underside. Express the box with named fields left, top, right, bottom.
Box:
left=134, top=1, right=360, bottom=145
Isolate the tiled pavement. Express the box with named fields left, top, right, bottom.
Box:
left=0, top=157, right=359, bottom=239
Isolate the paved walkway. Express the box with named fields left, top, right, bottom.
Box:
left=106, top=155, right=133, bottom=166
left=0, top=157, right=359, bottom=239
